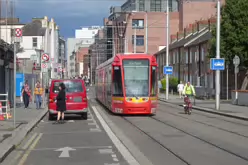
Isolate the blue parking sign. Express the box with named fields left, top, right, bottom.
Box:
left=210, top=58, right=225, bottom=70
left=163, top=66, right=173, bottom=75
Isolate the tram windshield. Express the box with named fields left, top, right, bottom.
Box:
left=123, top=59, right=149, bottom=97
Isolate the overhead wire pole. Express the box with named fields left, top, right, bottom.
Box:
left=145, top=11, right=148, bottom=54
left=165, top=0, right=170, bottom=100
left=215, top=0, right=221, bottom=110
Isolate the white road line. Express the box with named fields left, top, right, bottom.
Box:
left=112, top=154, right=119, bottom=162
left=113, top=158, right=119, bottom=161
left=99, top=149, right=113, bottom=154
left=30, top=145, right=112, bottom=151
left=41, top=130, right=102, bottom=135
left=92, top=106, right=140, bottom=165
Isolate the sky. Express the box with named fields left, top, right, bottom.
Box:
left=14, top=0, right=125, bottom=38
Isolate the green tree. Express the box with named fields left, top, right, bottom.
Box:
left=209, top=0, right=248, bottom=89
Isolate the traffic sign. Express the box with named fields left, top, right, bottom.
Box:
left=42, top=53, right=49, bottom=62
left=41, top=63, right=47, bottom=68
left=210, top=58, right=225, bottom=70
left=15, top=28, right=22, bottom=37
left=163, top=66, right=173, bottom=75
left=233, top=55, right=240, bottom=66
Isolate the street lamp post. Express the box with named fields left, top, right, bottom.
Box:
left=215, top=0, right=221, bottom=110
left=165, top=0, right=170, bottom=100
left=145, top=11, right=148, bottom=54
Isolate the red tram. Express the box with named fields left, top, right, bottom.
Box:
left=95, top=54, right=158, bottom=115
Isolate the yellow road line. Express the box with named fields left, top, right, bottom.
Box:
left=9, top=133, right=38, bottom=165
left=17, top=133, right=43, bottom=165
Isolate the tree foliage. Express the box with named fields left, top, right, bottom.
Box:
left=209, top=0, right=248, bottom=67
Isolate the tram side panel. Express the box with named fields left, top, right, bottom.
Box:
left=106, top=65, right=112, bottom=110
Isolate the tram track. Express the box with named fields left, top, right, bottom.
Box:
left=159, top=100, right=248, bottom=127
left=122, top=115, right=248, bottom=164
left=150, top=116, right=248, bottom=162
left=122, top=116, right=192, bottom=165
left=157, top=107, right=248, bottom=139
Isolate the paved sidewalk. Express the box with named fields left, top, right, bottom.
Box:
left=159, top=93, right=248, bottom=121
left=0, top=102, right=47, bottom=162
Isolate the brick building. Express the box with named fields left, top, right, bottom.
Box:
left=75, top=47, right=89, bottom=76
left=108, top=0, right=221, bottom=55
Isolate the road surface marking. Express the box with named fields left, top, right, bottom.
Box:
left=92, top=106, right=140, bottom=165
left=99, top=149, right=113, bottom=154
left=17, top=133, right=43, bottom=165
left=42, top=130, right=101, bottom=135
left=55, top=147, right=76, bottom=158
left=10, top=133, right=38, bottom=165
left=112, top=154, right=119, bottom=162
left=90, top=128, right=102, bottom=132
left=88, top=108, right=101, bottom=130
left=30, top=145, right=112, bottom=151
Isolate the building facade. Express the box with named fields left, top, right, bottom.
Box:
left=58, top=37, right=66, bottom=78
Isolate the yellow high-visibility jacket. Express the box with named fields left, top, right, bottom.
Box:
left=34, top=87, right=43, bottom=95
left=183, top=85, right=195, bottom=95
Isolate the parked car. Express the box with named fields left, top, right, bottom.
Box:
left=48, top=79, right=88, bottom=120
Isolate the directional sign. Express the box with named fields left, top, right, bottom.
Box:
left=210, top=58, right=225, bottom=70
left=55, top=147, right=76, bottom=158
left=233, top=55, right=240, bottom=66
left=163, top=66, right=173, bottom=75
left=42, top=53, right=49, bottom=62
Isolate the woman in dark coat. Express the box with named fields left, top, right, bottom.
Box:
left=55, top=83, right=66, bottom=123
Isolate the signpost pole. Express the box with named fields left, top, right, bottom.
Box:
left=215, top=0, right=221, bottom=110
left=226, top=64, right=228, bottom=100
left=13, top=28, right=22, bottom=128
left=165, top=0, right=170, bottom=100
left=233, top=55, right=240, bottom=104
left=13, top=42, right=16, bottom=128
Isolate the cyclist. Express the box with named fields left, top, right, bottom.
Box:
left=183, top=82, right=196, bottom=98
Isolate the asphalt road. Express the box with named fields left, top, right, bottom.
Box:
left=3, top=86, right=248, bottom=165
left=88, top=87, right=248, bottom=165
left=1, top=88, right=132, bottom=165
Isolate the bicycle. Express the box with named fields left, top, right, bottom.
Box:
left=183, top=95, right=194, bottom=115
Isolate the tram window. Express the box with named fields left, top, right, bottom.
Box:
left=151, top=66, right=157, bottom=96
left=113, top=66, right=123, bottom=96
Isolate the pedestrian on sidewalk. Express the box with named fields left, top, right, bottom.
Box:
left=21, top=80, right=30, bottom=109
left=54, top=83, right=66, bottom=124
left=34, top=81, right=43, bottom=109
left=177, top=81, right=184, bottom=99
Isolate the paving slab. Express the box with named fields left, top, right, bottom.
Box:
left=0, top=104, right=47, bottom=162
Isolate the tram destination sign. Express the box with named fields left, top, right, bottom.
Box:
left=123, top=60, right=148, bottom=66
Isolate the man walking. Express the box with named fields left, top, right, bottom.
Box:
left=34, top=81, right=43, bottom=109
left=177, top=81, right=184, bottom=98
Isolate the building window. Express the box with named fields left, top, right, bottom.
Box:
left=132, top=19, right=144, bottom=29
left=32, top=37, right=37, bottom=48
left=139, top=0, right=145, bottom=11
left=132, top=35, right=144, bottom=46
left=150, top=0, right=161, bottom=12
